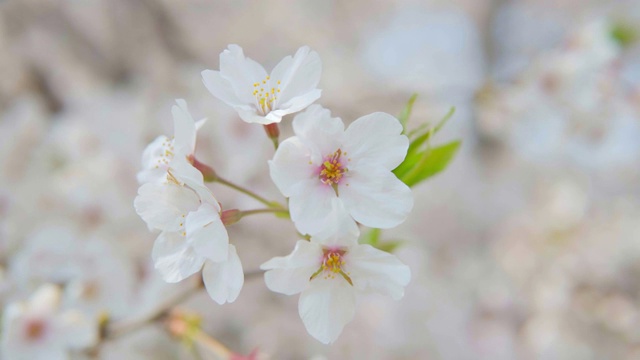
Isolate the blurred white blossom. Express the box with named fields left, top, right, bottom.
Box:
left=1, top=284, right=98, bottom=360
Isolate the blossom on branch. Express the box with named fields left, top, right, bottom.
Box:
left=134, top=101, right=243, bottom=305
left=261, top=233, right=411, bottom=344
left=202, top=45, right=322, bottom=125
left=137, top=99, right=206, bottom=184
left=269, top=105, right=413, bottom=239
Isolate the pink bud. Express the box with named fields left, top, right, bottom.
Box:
left=189, top=155, right=217, bottom=182
left=220, top=209, right=242, bottom=226
left=230, top=348, right=259, bottom=360
left=263, top=123, right=279, bottom=140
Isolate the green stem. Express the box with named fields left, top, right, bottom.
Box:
left=240, top=208, right=289, bottom=218
left=214, top=176, right=274, bottom=207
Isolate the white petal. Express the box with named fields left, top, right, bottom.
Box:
left=219, top=44, right=268, bottom=104
left=185, top=203, right=228, bottom=263
left=29, top=284, right=62, bottom=314
left=264, top=110, right=285, bottom=124
left=273, top=89, right=322, bottom=117
left=58, top=310, right=97, bottom=349
left=291, top=105, right=344, bottom=156
left=136, top=167, right=168, bottom=185
left=195, top=118, right=207, bottom=131
left=134, top=182, right=200, bottom=232
left=342, top=112, right=408, bottom=170
left=201, top=69, right=246, bottom=107
left=270, top=46, right=322, bottom=106
left=299, top=277, right=356, bottom=344
left=237, top=108, right=274, bottom=125
left=308, top=197, right=359, bottom=246
left=169, top=156, right=219, bottom=208
left=169, top=153, right=203, bottom=186
left=345, top=244, right=411, bottom=300
left=268, top=137, right=316, bottom=197
left=339, top=164, right=413, bottom=229
left=138, top=135, right=172, bottom=184
left=152, top=232, right=205, bottom=283
left=172, top=99, right=197, bottom=156
left=288, top=180, right=337, bottom=236
left=202, top=245, right=244, bottom=305
left=260, top=240, right=322, bottom=295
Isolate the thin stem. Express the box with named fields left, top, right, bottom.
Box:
left=102, top=270, right=265, bottom=342
left=240, top=208, right=289, bottom=217
left=193, top=329, right=233, bottom=359
left=104, top=280, right=202, bottom=340
left=190, top=345, right=205, bottom=360
left=214, top=176, right=274, bottom=207
left=244, top=269, right=264, bottom=279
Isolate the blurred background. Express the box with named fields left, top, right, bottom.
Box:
left=1, top=0, right=640, bottom=359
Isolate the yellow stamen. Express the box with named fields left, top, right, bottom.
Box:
left=319, top=149, right=347, bottom=185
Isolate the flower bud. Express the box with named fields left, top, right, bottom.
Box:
left=189, top=155, right=217, bottom=182
left=263, top=123, right=280, bottom=148
left=221, top=209, right=242, bottom=226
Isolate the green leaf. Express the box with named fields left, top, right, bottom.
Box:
left=408, top=107, right=455, bottom=143
left=393, top=108, right=454, bottom=179
left=611, top=22, right=637, bottom=48
left=393, top=147, right=422, bottom=180
left=398, top=93, right=418, bottom=132
left=360, top=228, right=381, bottom=246
left=397, top=140, right=461, bottom=187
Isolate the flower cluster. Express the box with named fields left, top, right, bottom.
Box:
left=134, top=100, right=243, bottom=305
left=133, top=45, right=416, bottom=344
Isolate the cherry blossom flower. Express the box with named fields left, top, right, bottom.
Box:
left=269, top=105, right=413, bottom=238
left=137, top=99, right=206, bottom=184
left=261, top=233, right=411, bottom=344
left=134, top=150, right=243, bottom=304
left=10, top=224, right=135, bottom=319
left=202, top=45, right=321, bottom=125
left=1, top=284, right=98, bottom=360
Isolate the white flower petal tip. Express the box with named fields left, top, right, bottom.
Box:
left=203, top=245, right=244, bottom=305
left=262, top=241, right=410, bottom=343
left=202, top=45, right=322, bottom=125
left=269, top=105, right=413, bottom=239
left=138, top=99, right=204, bottom=185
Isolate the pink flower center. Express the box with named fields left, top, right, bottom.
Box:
left=310, top=248, right=353, bottom=285
left=322, top=249, right=346, bottom=274
left=24, top=319, right=46, bottom=341
left=319, top=149, right=347, bottom=185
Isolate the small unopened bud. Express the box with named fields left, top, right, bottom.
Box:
left=263, top=123, right=279, bottom=149
left=221, top=209, right=242, bottom=226
left=231, top=349, right=259, bottom=360
left=166, top=309, right=200, bottom=341
left=189, top=155, right=217, bottom=182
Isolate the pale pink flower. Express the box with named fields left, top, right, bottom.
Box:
left=269, top=105, right=413, bottom=239
left=202, top=45, right=321, bottom=125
